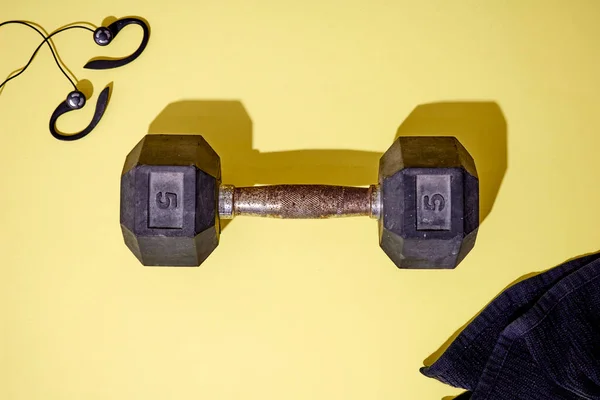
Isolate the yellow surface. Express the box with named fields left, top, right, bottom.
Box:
left=1, top=1, right=599, bottom=399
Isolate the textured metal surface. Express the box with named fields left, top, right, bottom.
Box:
left=369, top=184, right=382, bottom=220
left=232, top=185, right=373, bottom=219
left=219, top=185, right=235, bottom=219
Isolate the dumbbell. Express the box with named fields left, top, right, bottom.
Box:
left=120, top=134, right=479, bottom=268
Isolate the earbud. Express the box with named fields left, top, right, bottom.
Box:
left=84, top=18, right=150, bottom=70
left=93, top=27, right=113, bottom=46
left=65, top=90, right=86, bottom=109
left=50, top=86, right=111, bottom=141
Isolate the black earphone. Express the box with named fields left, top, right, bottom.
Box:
left=0, top=17, right=150, bottom=141
left=84, top=18, right=150, bottom=70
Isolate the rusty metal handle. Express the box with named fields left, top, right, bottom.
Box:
left=219, top=184, right=381, bottom=219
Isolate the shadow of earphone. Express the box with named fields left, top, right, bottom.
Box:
left=148, top=100, right=508, bottom=231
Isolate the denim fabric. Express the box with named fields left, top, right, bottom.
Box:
left=422, top=253, right=600, bottom=399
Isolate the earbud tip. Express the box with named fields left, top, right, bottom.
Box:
left=94, top=27, right=112, bottom=46
left=66, top=91, right=86, bottom=110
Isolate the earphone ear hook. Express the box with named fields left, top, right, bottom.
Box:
left=49, top=86, right=111, bottom=141
left=83, top=18, right=150, bottom=70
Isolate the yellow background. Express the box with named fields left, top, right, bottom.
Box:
left=1, top=1, right=599, bottom=399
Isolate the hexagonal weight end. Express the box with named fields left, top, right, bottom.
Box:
left=122, top=134, right=221, bottom=179
left=378, top=137, right=479, bottom=269
left=120, top=134, right=221, bottom=266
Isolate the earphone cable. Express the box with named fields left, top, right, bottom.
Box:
left=0, top=21, right=94, bottom=90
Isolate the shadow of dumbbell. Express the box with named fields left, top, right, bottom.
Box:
left=147, top=100, right=507, bottom=232
left=395, top=102, right=508, bottom=227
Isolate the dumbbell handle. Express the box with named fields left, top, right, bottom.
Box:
left=219, top=184, right=381, bottom=220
